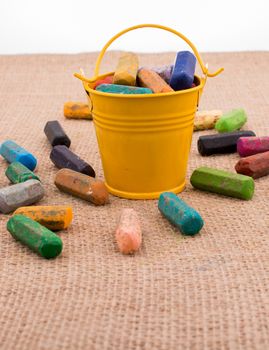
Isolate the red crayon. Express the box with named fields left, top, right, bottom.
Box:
left=93, top=75, right=114, bottom=90
left=235, top=151, right=269, bottom=179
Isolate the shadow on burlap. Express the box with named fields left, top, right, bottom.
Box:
left=0, top=51, right=268, bottom=350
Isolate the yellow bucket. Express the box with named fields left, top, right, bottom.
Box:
left=75, top=24, right=223, bottom=199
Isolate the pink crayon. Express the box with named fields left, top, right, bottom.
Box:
left=237, top=136, right=269, bottom=157
left=115, top=208, right=142, bottom=254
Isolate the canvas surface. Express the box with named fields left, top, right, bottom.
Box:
left=0, top=51, right=268, bottom=350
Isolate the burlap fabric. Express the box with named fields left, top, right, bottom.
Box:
left=0, top=52, right=268, bottom=350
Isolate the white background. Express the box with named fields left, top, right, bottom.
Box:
left=0, top=0, right=268, bottom=54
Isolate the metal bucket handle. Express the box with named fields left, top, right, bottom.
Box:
left=75, top=23, right=224, bottom=83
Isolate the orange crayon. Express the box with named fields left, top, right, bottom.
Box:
left=137, top=68, right=174, bottom=93
left=55, top=168, right=109, bottom=206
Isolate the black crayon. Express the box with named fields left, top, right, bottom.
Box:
left=44, top=121, right=71, bottom=148
left=198, top=131, right=256, bottom=156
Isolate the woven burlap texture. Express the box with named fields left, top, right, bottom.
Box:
left=0, top=52, right=268, bottom=350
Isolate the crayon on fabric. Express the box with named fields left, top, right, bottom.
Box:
left=158, top=192, right=204, bottom=236
left=170, top=51, right=196, bottom=90
left=137, top=68, right=174, bottom=93
left=7, top=215, right=63, bottom=259
left=198, top=130, right=256, bottom=156
left=96, top=84, right=152, bottom=95
left=113, top=52, right=139, bottom=86
left=14, top=205, right=73, bottom=230
left=0, top=140, right=37, bottom=171
left=64, top=102, right=92, bottom=120
left=151, top=65, right=173, bottom=83
left=54, top=168, right=109, bottom=205
left=0, top=180, right=44, bottom=214
left=93, top=75, right=114, bottom=89
left=115, top=208, right=142, bottom=254
left=215, top=109, right=247, bottom=133
left=194, top=110, right=222, bottom=131
left=50, top=145, right=95, bottom=177
left=235, top=151, right=269, bottom=179
left=190, top=166, right=254, bottom=200
left=237, top=136, right=269, bottom=157
left=5, top=161, right=40, bottom=184
left=44, top=121, right=71, bottom=148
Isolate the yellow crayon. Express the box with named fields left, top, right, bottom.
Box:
left=64, top=102, right=92, bottom=119
left=113, top=52, right=139, bottom=86
left=14, top=205, right=73, bottom=231
left=194, top=110, right=222, bottom=131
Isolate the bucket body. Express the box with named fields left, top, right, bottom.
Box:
left=75, top=24, right=223, bottom=199
left=87, top=76, right=204, bottom=199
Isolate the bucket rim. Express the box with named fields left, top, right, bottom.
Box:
left=83, top=73, right=205, bottom=99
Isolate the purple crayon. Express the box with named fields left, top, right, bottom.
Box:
left=50, top=145, right=95, bottom=177
left=170, top=51, right=196, bottom=90
left=237, top=136, right=269, bottom=157
left=151, top=65, right=173, bottom=83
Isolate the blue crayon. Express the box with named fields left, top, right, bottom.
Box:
left=158, top=192, right=204, bottom=236
left=0, top=140, right=37, bottom=171
left=96, top=84, right=153, bottom=94
left=170, top=51, right=196, bottom=90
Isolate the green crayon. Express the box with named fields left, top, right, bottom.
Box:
left=215, top=109, right=247, bottom=133
left=190, top=166, right=254, bottom=200
left=96, top=84, right=152, bottom=94
left=5, top=161, right=40, bottom=184
left=7, top=215, right=63, bottom=259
